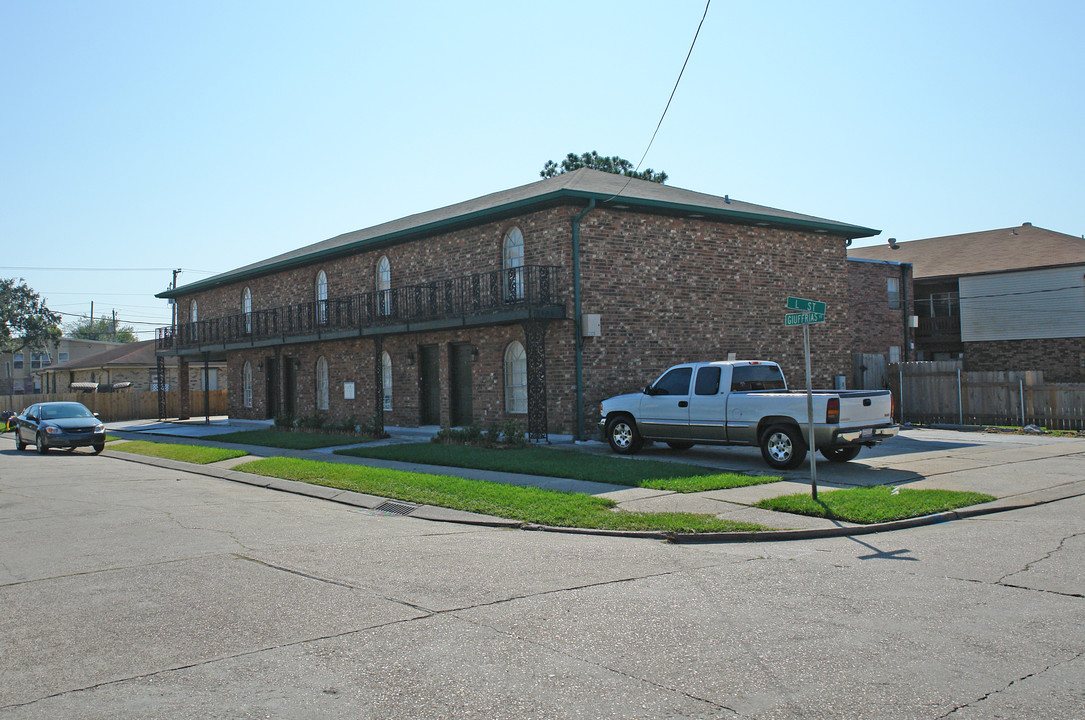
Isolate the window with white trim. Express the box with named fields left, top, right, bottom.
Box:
left=376, top=257, right=391, bottom=316
left=503, top=227, right=525, bottom=301
left=316, top=356, right=329, bottom=411
left=316, top=270, right=328, bottom=325
left=242, top=287, right=252, bottom=333
left=381, top=351, right=392, bottom=410
left=243, top=361, right=253, bottom=408
left=888, top=277, right=901, bottom=309
left=189, top=299, right=198, bottom=341
left=12, top=353, right=23, bottom=370
left=504, top=341, right=527, bottom=413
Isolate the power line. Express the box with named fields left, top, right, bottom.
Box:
left=0, top=266, right=218, bottom=273
left=605, top=0, right=711, bottom=204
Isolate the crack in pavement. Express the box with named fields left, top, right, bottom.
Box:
left=933, top=650, right=1084, bottom=719
left=996, top=531, right=1085, bottom=587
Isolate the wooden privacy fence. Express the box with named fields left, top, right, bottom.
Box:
left=888, top=362, right=1085, bottom=430
left=1, top=390, right=228, bottom=422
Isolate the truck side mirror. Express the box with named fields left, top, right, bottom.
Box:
left=642, top=386, right=654, bottom=396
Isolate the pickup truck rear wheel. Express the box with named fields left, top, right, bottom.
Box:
left=820, top=446, right=861, bottom=463
left=760, top=425, right=807, bottom=470
left=605, top=415, right=643, bottom=455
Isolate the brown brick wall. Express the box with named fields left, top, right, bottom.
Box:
left=577, top=210, right=854, bottom=430
left=964, top=337, right=1085, bottom=382
left=176, top=202, right=858, bottom=435
left=847, top=259, right=914, bottom=357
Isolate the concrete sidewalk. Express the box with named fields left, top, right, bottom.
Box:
left=95, top=418, right=1085, bottom=542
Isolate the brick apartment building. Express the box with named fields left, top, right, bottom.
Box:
left=847, top=256, right=915, bottom=363
left=157, top=169, right=878, bottom=438
left=850, top=223, right=1085, bottom=381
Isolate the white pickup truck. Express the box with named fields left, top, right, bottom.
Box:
left=598, top=360, right=898, bottom=469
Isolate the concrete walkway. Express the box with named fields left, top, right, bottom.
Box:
left=95, top=417, right=1085, bottom=542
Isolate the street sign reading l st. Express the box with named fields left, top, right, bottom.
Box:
left=786, top=296, right=826, bottom=315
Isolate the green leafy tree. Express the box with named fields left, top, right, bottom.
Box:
left=1, top=277, right=62, bottom=357
left=540, top=151, right=668, bottom=184
left=68, top=315, right=139, bottom=343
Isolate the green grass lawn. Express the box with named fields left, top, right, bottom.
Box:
left=211, top=429, right=376, bottom=450
left=335, top=443, right=780, bottom=492
left=238, top=457, right=769, bottom=533
left=756, top=486, right=997, bottom=524
left=112, top=440, right=248, bottom=465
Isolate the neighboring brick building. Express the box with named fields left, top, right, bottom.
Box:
left=847, top=257, right=915, bottom=362
left=849, top=223, right=1085, bottom=381
left=37, top=339, right=227, bottom=393
left=157, top=169, right=878, bottom=438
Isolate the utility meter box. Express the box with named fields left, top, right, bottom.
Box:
left=582, top=314, right=601, bottom=337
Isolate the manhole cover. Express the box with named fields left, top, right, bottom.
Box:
left=373, top=500, right=421, bottom=516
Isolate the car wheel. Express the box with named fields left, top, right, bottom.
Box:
left=93, top=442, right=104, bottom=455
left=36, top=432, right=50, bottom=454
left=760, top=424, right=807, bottom=470
left=605, top=414, right=643, bottom=455
left=820, top=446, right=861, bottom=463
left=666, top=441, right=694, bottom=451
left=16, top=433, right=27, bottom=451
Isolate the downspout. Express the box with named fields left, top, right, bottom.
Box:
left=901, top=262, right=911, bottom=361
left=572, top=199, right=596, bottom=441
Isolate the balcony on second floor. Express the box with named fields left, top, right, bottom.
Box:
left=157, top=265, right=564, bottom=355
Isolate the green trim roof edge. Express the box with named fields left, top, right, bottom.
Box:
left=158, top=187, right=879, bottom=299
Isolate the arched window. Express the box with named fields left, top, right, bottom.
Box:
left=376, top=256, right=391, bottom=316
left=189, top=299, right=198, bottom=341
left=503, top=227, right=525, bottom=301
left=381, top=351, right=392, bottom=411
left=504, top=341, right=527, bottom=413
left=242, top=361, right=253, bottom=408
left=242, top=287, right=252, bottom=334
left=315, top=270, right=328, bottom=325
left=316, top=356, right=329, bottom=411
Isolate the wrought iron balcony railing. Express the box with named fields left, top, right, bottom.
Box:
left=916, top=315, right=961, bottom=338
left=157, top=265, right=563, bottom=353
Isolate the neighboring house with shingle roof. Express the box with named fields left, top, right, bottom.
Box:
left=849, top=223, right=1085, bottom=381
left=36, top=339, right=227, bottom=393
left=156, top=168, right=878, bottom=438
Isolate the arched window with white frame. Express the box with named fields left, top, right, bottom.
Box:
left=242, top=287, right=252, bottom=334
left=316, top=356, right=329, bottom=411
left=315, top=270, right=328, bottom=325
left=504, top=341, right=527, bottom=413
left=189, top=299, right=198, bottom=341
left=381, top=351, right=392, bottom=411
left=376, top=256, right=391, bottom=317
left=503, top=227, right=525, bottom=301
left=242, top=361, right=253, bottom=408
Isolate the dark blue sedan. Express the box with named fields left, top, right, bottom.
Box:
left=15, top=402, right=106, bottom=454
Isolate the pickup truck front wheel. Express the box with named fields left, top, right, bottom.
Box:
left=605, top=415, right=643, bottom=455
left=760, top=425, right=807, bottom=470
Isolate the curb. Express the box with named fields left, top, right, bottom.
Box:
left=98, top=445, right=1085, bottom=545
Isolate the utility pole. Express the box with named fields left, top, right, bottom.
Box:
left=112, top=310, right=117, bottom=340
left=170, top=269, right=182, bottom=327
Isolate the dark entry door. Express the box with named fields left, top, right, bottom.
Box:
left=283, top=359, right=297, bottom=417
left=418, top=345, right=440, bottom=425
left=264, top=357, right=279, bottom=419
left=449, top=343, right=473, bottom=427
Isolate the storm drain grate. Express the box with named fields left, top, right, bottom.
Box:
left=373, top=500, right=421, bottom=516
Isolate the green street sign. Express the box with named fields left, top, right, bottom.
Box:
left=785, top=311, right=826, bottom=326
left=786, top=296, right=826, bottom=314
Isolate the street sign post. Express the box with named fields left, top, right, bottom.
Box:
left=784, top=296, right=827, bottom=499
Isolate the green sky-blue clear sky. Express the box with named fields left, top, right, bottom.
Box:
left=3, top=0, right=1083, bottom=336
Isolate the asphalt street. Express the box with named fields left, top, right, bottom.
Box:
left=1, top=433, right=1083, bottom=719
